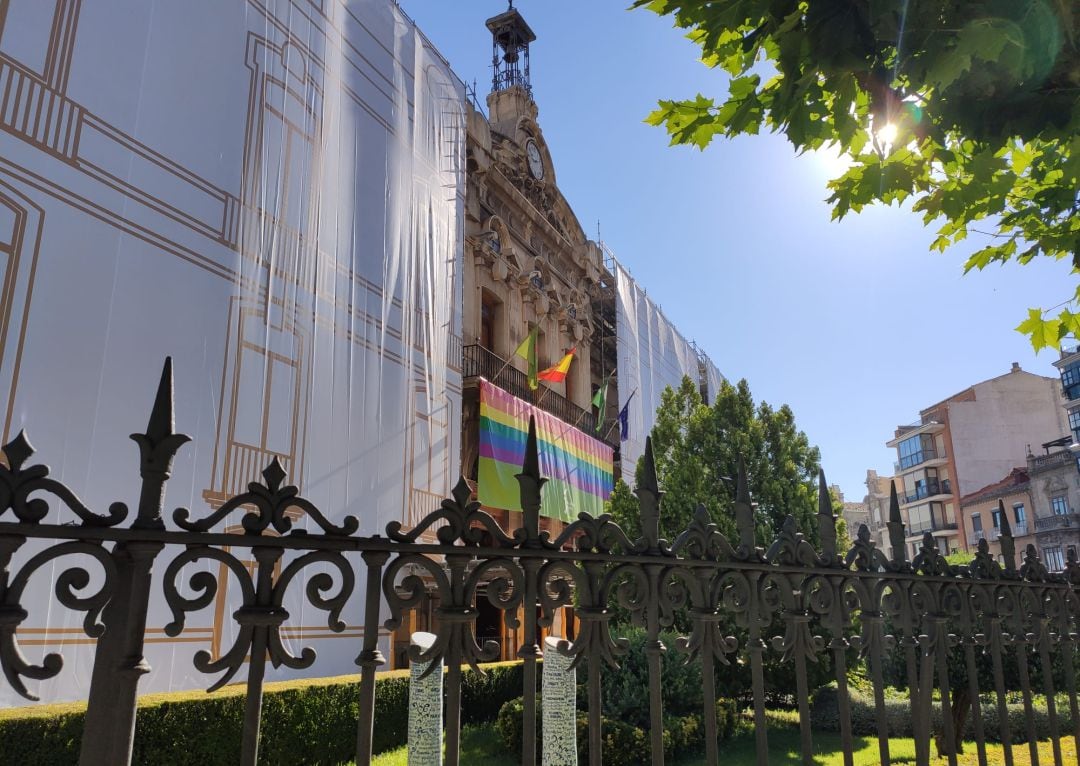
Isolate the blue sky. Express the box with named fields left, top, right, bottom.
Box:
left=400, top=0, right=1074, bottom=501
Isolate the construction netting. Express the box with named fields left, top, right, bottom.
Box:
left=0, top=0, right=462, bottom=704
left=612, top=259, right=705, bottom=481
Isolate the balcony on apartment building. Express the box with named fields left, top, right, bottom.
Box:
left=463, top=344, right=616, bottom=447
left=974, top=524, right=1030, bottom=542
left=1059, top=344, right=1080, bottom=401
left=1035, top=513, right=1080, bottom=532
left=905, top=501, right=957, bottom=538
left=889, top=421, right=947, bottom=474
left=902, top=478, right=952, bottom=505
left=893, top=446, right=948, bottom=474
left=1030, top=449, right=1078, bottom=473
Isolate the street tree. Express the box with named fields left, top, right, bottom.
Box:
left=609, top=375, right=824, bottom=548
left=606, top=374, right=836, bottom=699
left=634, top=0, right=1080, bottom=350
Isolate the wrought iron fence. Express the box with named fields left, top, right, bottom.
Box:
left=3, top=359, right=1080, bottom=766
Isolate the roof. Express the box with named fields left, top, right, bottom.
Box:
left=960, top=467, right=1030, bottom=507
left=919, top=365, right=1055, bottom=417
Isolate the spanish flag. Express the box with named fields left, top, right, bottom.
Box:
left=538, top=348, right=575, bottom=384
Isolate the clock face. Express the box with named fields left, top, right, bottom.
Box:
left=526, top=139, right=544, bottom=180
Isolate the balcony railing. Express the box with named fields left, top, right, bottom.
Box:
left=1036, top=513, right=1080, bottom=532
left=907, top=517, right=958, bottom=537
left=894, top=448, right=945, bottom=473
left=903, top=479, right=952, bottom=504
left=1030, top=450, right=1078, bottom=473
left=463, top=344, right=613, bottom=446
left=979, top=524, right=1032, bottom=540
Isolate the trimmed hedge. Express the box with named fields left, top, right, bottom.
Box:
left=0, top=661, right=527, bottom=765
left=811, top=685, right=1079, bottom=743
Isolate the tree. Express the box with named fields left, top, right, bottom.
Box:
left=634, top=0, right=1080, bottom=350
left=607, top=375, right=834, bottom=700
left=626, top=375, right=823, bottom=547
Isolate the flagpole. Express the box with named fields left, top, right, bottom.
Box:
left=604, top=387, right=636, bottom=442
left=490, top=354, right=516, bottom=384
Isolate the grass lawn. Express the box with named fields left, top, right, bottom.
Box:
left=369, top=721, right=1078, bottom=765
left=370, top=725, right=517, bottom=766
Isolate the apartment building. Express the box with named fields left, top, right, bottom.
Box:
left=959, top=467, right=1034, bottom=562
left=1054, top=342, right=1080, bottom=445
left=1028, top=443, right=1080, bottom=571
left=886, top=363, right=1069, bottom=554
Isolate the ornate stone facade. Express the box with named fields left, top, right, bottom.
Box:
left=1028, top=448, right=1080, bottom=570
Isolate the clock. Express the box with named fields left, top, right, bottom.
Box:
left=525, top=139, right=544, bottom=180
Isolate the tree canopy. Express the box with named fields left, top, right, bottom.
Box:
left=608, top=375, right=826, bottom=548
left=635, top=0, right=1080, bottom=350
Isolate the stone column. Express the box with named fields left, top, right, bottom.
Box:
left=408, top=631, right=443, bottom=766
left=542, top=636, right=578, bottom=766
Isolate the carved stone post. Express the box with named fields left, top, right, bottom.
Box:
left=408, top=631, right=444, bottom=766
left=80, top=358, right=189, bottom=766
left=542, top=636, right=578, bottom=766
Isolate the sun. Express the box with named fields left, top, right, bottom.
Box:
left=876, top=122, right=898, bottom=146
left=810, top=144, right=854, bottom=179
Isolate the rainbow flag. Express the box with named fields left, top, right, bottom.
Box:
left=478, top=379, right=614, bottom=521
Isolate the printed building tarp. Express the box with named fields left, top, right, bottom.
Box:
left=478, top=380, right=613, bottom=521
left=613, top=260, right=703, bottom=479
left=0, top=0, right=463, bottom=705
left=702, top=354, right=726, bottom=406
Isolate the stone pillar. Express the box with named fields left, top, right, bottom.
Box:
left=408, top=631, right=443, bottom=766
left=542, top=636, right=577, bottom=766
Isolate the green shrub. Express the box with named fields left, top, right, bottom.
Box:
left=599, top=628, right=705, bottom=726
left=0, top=661, right=527, bottom=765
left=496, top=695, right=740, bottom=763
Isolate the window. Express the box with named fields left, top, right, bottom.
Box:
left=991, top=507, right=1002, bottom=529
left=1062, top=361, right=1080, bottom=401
left=908, top=469, right=940, bottom=502
left=480, top=290, right=501, bottom=353
left=1070, top=409, right=1080, bottom=444
left=1052, top=495, right=1069, bottom=516
left=898, top=433, right=937, bottom=470
left=1044, top=546, right=1065, bottom=572
left=1013, top=503, right=1027, bottom=534
left=971, top=513, right=982, bottom=533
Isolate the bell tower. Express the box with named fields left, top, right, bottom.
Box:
left=486, top=2, right=536, bottom=94
left=485, top=2, right=538, bottom=126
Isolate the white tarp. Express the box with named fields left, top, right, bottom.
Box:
left=701, top=352, right=725, bottom=406
left=0, top=0, right=463, bottom=705
left=613, top=259, right=702, bottom=479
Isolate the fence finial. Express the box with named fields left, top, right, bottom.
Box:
left=130, top=356, right=190, bottom=529
left=146, top=356, right=176, bottom=444
left=635, top=436, right=665, bottom=554
left=817, top=468, right=838, bottom=566
left=998, top=499, right=1017, bottom=576
left=886, top=480, right=908, bottom=570
left=515, top=415, right=546, bottom=546
left=733, top=455, right=759, bottom=560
